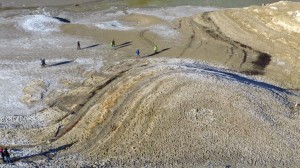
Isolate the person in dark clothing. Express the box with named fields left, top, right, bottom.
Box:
left=136, top=49, right=140, bottom=57
left=77, top=41, right=81, bottom=50
left=111, top=39, right=115, bottom=48
left=41, top=58, right=47, bottom=68
left=0, top=148, right=4, bottom=163
left=3, top=148, right=11, bottom=163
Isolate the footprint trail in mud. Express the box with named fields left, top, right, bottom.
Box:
left=139, top=29, right=156, bottom=47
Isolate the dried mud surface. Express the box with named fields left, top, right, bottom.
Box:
left=3, top=58, right=300, bottom=167
left=1, top=1, right=300, bottom=167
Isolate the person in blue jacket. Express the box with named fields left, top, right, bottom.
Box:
left=136, top=49, right=140, bottom=57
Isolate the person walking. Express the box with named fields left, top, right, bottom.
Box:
left=153, top=45, right=158, bottom=53
left=41, top=58, right=47, bottom=68
left=111, top=39, right=115, bottom=48
left=3, top=148, right=11, bottom=163
left=77, top=41, right=81, bottom=50
left=0, top=148, right=4, bottom=163
left=136, top=49, right=140, bottom=57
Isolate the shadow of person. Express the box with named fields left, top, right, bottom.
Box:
left=12, top=142, right=76, bottom=162
left=114, top=41, right=132, bottom=50
left=143, top=48, right=171, bottom=58
left=80, top=44, right=100, bottom=50
left=48, top=60, right=75, bottom=67
left=52, top=17, right=71, bottom=23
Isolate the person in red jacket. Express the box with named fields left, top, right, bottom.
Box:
left=0, top=148, right=4, bottom=163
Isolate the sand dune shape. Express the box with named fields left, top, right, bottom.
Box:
left=2, top=58, right=299, bottom=166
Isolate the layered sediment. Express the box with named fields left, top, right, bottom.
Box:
left=3, top=58, right=300, bottom=167
left=177, top=1, right=300, bottom=89
left=1, top=1, right=300, bottom=167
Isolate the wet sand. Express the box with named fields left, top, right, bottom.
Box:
left=0, top=1, right=300, bottom=167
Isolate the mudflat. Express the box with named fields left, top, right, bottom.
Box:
left=0, top=1, right=300, bottom=167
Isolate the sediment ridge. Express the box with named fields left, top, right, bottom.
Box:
left=1, top=1, right=300, bottom=167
